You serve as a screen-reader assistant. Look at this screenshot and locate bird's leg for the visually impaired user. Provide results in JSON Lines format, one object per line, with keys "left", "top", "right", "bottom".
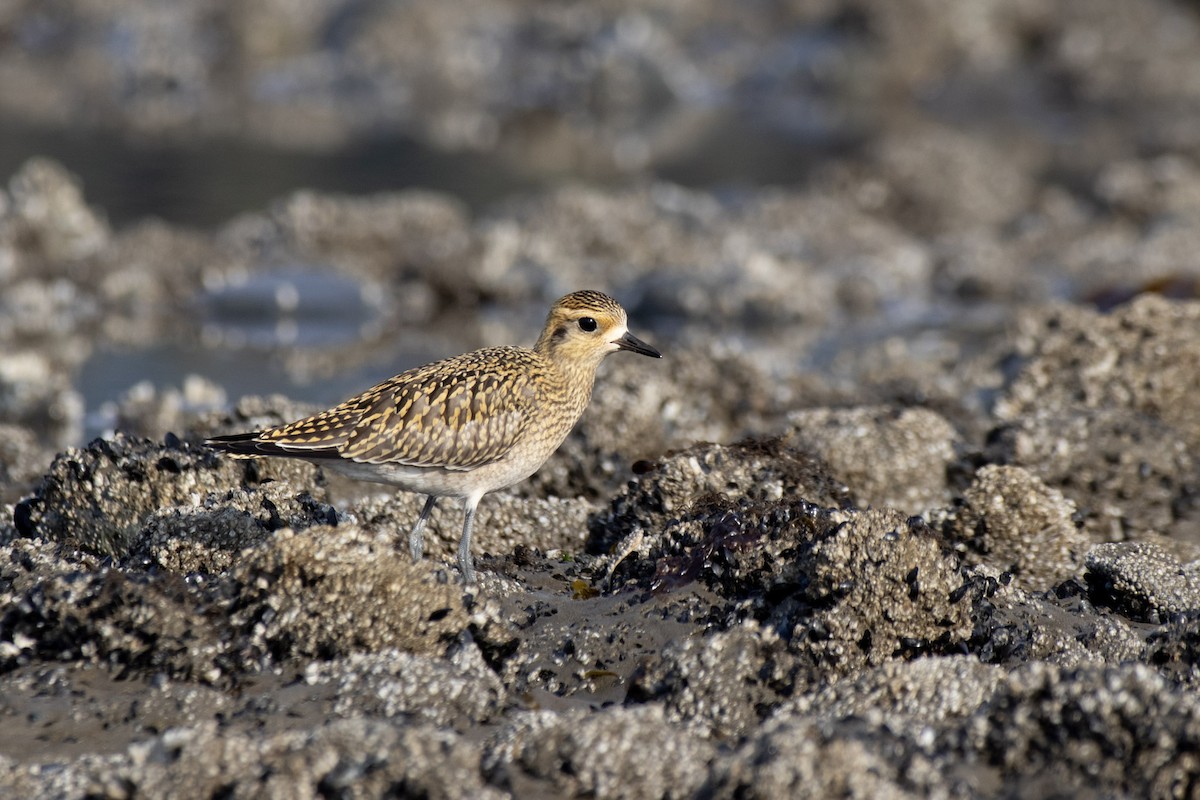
{"left": 458, "top": 498, "right": 479, "bottom": 584}
{"left": 409, "top": 495, "right": 438, "bottom": 561}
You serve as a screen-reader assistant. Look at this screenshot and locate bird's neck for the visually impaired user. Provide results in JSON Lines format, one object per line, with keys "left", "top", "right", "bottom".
{"left": 541, "top": 348, "right": 601, "bottom": 413}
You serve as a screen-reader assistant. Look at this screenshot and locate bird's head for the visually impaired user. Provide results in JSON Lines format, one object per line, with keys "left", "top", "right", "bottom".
{"left": 535, "top": 290, "right": 661, "bottom": 368}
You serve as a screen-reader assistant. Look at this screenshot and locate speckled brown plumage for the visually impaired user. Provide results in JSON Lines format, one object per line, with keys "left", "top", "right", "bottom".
{"left": 208, "top": 290, "right": 661, "bottom": 583}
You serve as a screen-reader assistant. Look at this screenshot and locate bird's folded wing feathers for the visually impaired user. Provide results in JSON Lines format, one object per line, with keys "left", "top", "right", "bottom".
{"left": 257, "top": 353, "right": 540, "bottom": 471}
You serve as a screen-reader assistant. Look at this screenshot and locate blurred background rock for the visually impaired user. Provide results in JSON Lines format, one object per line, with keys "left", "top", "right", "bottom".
{"left": 4, "top": 0, "right": 1200, "bottom": 502}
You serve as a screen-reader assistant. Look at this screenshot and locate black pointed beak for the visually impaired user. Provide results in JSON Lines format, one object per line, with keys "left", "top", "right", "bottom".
{"left": 614, "top": 330, "right": 662, "bottom": 358}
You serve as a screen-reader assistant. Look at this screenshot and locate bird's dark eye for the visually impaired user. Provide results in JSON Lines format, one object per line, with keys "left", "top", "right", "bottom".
{"left": 578, "top": 316, "right": 598, "bottom": 332}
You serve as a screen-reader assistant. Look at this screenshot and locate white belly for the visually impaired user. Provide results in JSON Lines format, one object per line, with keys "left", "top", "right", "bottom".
{"left": 322, "top": 444, "right": 555, "bottom": 501}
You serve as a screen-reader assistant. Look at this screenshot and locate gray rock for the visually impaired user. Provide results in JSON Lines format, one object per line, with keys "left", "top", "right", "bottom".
{"left": 222, "top": 189, "right": 475, "bottom": 303}
{"left": 1086, "top": 540, "right": 1200, "bottom": 622}
{"left": 785, "top": 405, "right": 960, "bottom": 513}
{"left": 228, "top": 525, "right": 469, "bottom": 666}
{"left": 0, "top": 351, "right": 84, "bottom": 458}
{"left": 947, "top": 464, "right": 1088, "bottom": 591}
{"left": 783, "top": 509, "right": 973, "bottom": 675}
{"left": 487, "top": 705, "right": 715, "bottom": 800}
{"left": 707, "top": 714, "right": 924, "bottom": 799}
{"left": 353, "top": 488, "right": 599, "bottom": 565}
{"left": 0, "top": 423, "right": 57, "bottom": 503}
{"left": 784, "top": 655, "right": 1006, "bottom": 725}
{"left": 0, "top": 546, "right": 227, "bottom": 681}
{"left": 2, "top": 158, "right": 109, "bottom": 268}
{"left": 627, "top": 623, "right": 798, "bottom": 738}
{"left": 999, "top": 297, "right": 1200, "bottom": 446}
{"left": 10, "top": 718, "right": 503, "bottom": 800}
{"left": 15, "top": 432, "right": 334, "bottom": 560}
{"left": 1143, "top": 610, "right": 1200, "bottom": 686}
{"left": 988, "top": 407, "right": 1200, "bottom": 543}
{"left": 871, "top": 120, "right": 1039, "bottom": 233}
{"left": 589, "top": 438, "right": 849, "bottom": 557}
{"left": 973, "top": 575, "right": 1144, "bottom": 668}
{"left": 301, "top": 644, "right": 504, "bottom": 727}
{"left": 959, "top": 662, "right": 1200, "bottom": 798}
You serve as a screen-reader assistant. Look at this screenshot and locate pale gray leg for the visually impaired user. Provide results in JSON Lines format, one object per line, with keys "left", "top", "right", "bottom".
{"left": 458, "top": 499, "right": 478, "bottom": 584}
{"left": 409, "top": 495, "right": 438, "bottom": 561}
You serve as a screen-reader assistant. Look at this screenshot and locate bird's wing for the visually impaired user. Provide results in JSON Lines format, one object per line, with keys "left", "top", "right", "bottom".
{"left": 250, "top": 348, "right": 544, "bottom": 471}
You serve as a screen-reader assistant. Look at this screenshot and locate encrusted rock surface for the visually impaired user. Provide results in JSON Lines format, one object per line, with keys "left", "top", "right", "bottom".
{"left": 947, "top": 464, "right": 1088, "bottom": 592}
{"left": 9, "top": 173, "right": 1200, "bottom": 796}
{"left": 8, "top": 177, "right": 1200, "bottom": 798}
{"left": 785, "top": 405, "right": 959, "bottom": 514}
{"left": 1086, "top": 541, "right": 1200, "bottom": 623}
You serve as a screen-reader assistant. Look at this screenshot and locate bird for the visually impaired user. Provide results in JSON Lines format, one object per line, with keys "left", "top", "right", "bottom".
{"left": 206, "top": 289, "right": 661, "bottom": 583}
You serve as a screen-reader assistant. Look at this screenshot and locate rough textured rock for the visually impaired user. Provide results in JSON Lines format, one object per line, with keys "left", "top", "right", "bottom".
{"left": 222, "top": 189, "right": 476, "bottom": 302}
{"left": 961, "top": 662, "right": 1200, "bottom": 799}
{"left": 998, "top": 297, "right": 1200, "bottom": 445}
{"left": 0, "top": 424, "right": 54, "bottom": 504}
{"left": 872, "top": 119, "right": 1039, "bottom": 235}
{"left": 228, "top": 525, "right": 469, "bottom": 665}
{"left": 785, "top": 655, "right": 1007, "bottom": 725}
{"left": 946, "top": 464, "right": 1088, "bottom": 591}
{"left": 1144, "top": 611, "right": 1200, "bottom": 687}
{"left": 1, "top": 719, "right": 504, "bottom": 800}
{"left": 0, "top": 542, "right": 228, "bottom": 681}
{"left": 972, "top": 572, "right": 1146, "bottom": 669}
{"left": 353, "top": 489, "right": 599, "bottom": 566}
{"left": 588, "top": 438, "right": 850, "bottom": 556}
{"left": 707, "top": 715, "right": 924, "bottom": 799}
{"left": 488, "top": 705, "right": 716, "bottom": 800}
{"left": 0, "top": 523, "right": 469, "bottom": 682}
{"left": 301, "top": 645, "right": 504, "bottom": 727}
{"left": 785, "top": 405, "right": 960, "bottom": 513}
{"left": 986, "top": 407, "right": 1200, "bottom": 542}
{"left": 783, "top": 509, "right": 973, "bottom": 675}
{"left": 2, "top": 158, "right": 110, "bottom": 268}
{"left": 1086, "top": 541, "right": 1200, "bottom": 623}
{"left": 986, "top": 298, "right": 1200, "bottom": 541}
{"left": 14, "top": 432, "right": 337, "bottom": 562}
{"left": 0, "top": 351, "right": 84, "bottom": 459}
{"left": 627, "top": 624, "right": 800, "bottom": 738}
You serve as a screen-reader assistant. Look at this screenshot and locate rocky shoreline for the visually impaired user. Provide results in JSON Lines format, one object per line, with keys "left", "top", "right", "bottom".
{"left": 5, "top": 0, "right": 1200, "bottom": 796}
{"left": 3, "top": 160, "right": 1200, "bottom": 796}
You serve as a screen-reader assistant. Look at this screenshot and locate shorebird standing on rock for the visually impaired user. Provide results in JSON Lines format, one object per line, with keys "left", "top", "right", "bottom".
{"left": 207, "top": 290, "right": 661, "bottom": 583}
